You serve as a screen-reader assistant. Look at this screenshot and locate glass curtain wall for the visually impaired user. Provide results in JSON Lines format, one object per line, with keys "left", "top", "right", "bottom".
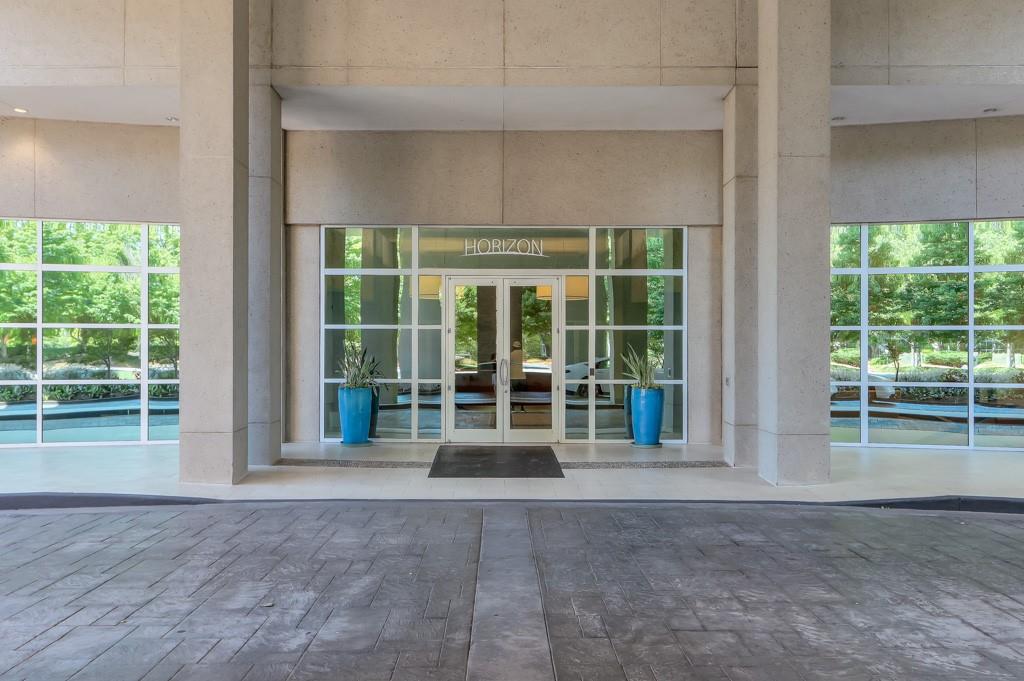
{"left": 320, "top": 225, "right": 688, "bottom": 443}
{"left": 830, "top": 220, "right": 1024, "bottom": 449}
{"left": 0, "top": 219, "right": 180, "bottom": 445}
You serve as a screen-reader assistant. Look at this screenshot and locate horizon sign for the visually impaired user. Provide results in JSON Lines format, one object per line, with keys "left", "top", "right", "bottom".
{"left": 463, "top": 237, "right": 547, "bottom": 258}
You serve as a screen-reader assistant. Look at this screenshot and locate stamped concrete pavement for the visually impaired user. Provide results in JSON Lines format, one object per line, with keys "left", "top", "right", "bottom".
{"left": 0, "top": 501, "right": 1022, "bottom": 680}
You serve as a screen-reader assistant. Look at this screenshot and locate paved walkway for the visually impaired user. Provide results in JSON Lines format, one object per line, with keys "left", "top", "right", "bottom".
{"left": 0, "top": 502, "right": 1023, "bottom": 680}
{"left": 4, "top": 444, "right": 1024, "bottom": 502}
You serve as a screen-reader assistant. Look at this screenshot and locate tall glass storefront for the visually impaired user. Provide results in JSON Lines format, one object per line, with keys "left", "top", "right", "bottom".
{"left": 320, "top": 226, "right": 688, "bottom": 443}
{"left": 830, "top": 220, "right": 1024, "bottom": 449}
{"left": 0, "top": 219, "right": 180, "bottom": 445}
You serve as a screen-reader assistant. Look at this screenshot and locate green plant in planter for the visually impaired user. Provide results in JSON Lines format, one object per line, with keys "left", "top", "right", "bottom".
{"left": 337, "top": 341, "right": 381, "bottom": 388}
{"left": 336, "top": 342, "right": 381, "bottom": 445}
{"left": 622, "top": 344, "right": 664, "bottom": 447}
{"left": 622, "top": 344, "right": 660, "bottom": 389}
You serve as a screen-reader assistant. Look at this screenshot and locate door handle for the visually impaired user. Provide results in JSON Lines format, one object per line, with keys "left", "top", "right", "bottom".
{"left": 499, "top": 358, "right": 508, "bottom": 386}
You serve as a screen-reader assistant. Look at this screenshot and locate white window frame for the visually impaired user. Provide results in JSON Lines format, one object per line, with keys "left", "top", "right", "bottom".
{"left": 831, "top": 220, "right": 1024, "bottom": 451}
{"left": 318, "top": 225, "right": 688, "bottom": 444}
{"left": 0, "top": 218, "right": 180, "bottom": 447}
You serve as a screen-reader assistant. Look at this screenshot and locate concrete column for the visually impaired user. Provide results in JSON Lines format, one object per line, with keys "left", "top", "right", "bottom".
{"left": 179, "top": 0, "right": 249, "bottom": 484}
{"left": 722, "top": 85, "right": 759, "bottom": 466}
{"left": 756, "top": 0, "right": 831, "bottom": 484}
{"left": 285, "top": 225, "right": 322, "bottom": 443}
{"left": 247, "top": 86, "right": 283, "bottom": 465}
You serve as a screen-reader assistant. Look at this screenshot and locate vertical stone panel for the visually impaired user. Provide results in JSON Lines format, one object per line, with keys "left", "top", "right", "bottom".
{"left": 756, "top": 0, "right": 830, "bottom": 485}
{"left": 179, "top": 0, "right": 249, "bottom": 483}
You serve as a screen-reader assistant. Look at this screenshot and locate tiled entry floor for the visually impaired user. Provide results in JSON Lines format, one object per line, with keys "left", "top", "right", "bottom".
{"left": 1, "top": 501, "right": 1023, "bottom": 680}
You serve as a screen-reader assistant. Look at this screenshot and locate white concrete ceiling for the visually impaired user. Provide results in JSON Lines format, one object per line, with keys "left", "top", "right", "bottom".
{"left": 1, "top": 84, "right": 1023, "bottom": 131}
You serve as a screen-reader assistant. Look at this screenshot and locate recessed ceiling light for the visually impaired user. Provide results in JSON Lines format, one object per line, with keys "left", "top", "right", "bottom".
{"left": 13, "top": 107, "right": 27, "bottom": 114}
{"left": 831, "top": 116, "right": 846, "bottom": 122}
{"left": 983, "top": 107, "right": 999, "bottom": 114}
{"left": 165, "top": 115, "right": 179, "bottom": 122}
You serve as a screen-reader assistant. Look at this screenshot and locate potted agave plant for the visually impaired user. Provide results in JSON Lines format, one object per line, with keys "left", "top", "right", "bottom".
{"left": 337, "top": 341, "right": 381, "bottom": 446}
{"left": 622, "top": 344, "right": 663, "bottom": 448}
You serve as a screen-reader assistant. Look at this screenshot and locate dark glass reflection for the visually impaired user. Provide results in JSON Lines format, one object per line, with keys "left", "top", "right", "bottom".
{"left": 324, "top": 227, "right": 410, "bottom": 269}
{"left": 416, "top": 383, "right": 442, "bottom": 438}
{"left": 564, "top": 382, "right": 589, "bottom": 439}
{"left": 596, "top": 276, "right": 684, "bottom": 326}
{"left": 454, "top": 284, "right": 497, "bottom": 430}
{"left": 508, "top": 285, "right": 552, "bottom": 431}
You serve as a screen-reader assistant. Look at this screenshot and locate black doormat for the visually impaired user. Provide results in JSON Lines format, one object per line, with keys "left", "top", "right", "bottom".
{"left": 429, "top": 445, "right": 564, "bottom": 478}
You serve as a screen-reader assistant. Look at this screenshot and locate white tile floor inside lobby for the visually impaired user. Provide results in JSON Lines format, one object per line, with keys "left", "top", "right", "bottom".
{"left": 0, "top": 442, "right": 1022, "bottom": 502}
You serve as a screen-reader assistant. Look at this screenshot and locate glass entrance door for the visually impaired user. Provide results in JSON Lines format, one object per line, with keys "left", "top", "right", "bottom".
{"left": 445, "top": 277, "right": 559, "bottom": 442}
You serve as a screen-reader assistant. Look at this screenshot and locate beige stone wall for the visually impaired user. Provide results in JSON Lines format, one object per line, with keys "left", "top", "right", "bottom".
{"left": 285, "top": 130, "right": 722, "bottom": 226}
{"left": 832, "top": 0, "right": 1024, "bottom": 85}
{"left": 0, "top": 0, "right": 179, "bottom": 86}
{"left": 283, "top": 129, "right": 724, "bottom": 444}
{"left": 0, "top": 118, "right": 179, "bottom": 222}
{"left": 832, "top": 116, "right": 1024, "bottom": 223}
{"left": 5, "top": 0, "right": 1021, "bottom": 87}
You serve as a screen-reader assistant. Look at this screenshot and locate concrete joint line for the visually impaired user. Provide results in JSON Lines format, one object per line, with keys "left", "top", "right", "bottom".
{"left": 467, "top": 508, "right": 555, "bottom": 681}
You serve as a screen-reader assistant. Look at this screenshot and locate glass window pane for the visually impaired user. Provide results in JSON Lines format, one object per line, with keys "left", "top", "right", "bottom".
{"left": 43, "top": 272, "right": 141, "bottom": 324}
{"left": 418, "top": 329, "right": 442, "bottom": 380}
{"left": 323, "top": 383, "right": 412, "bottom": 439}
{"left": 596, "top": 330, "right": 684, "bottom": 381}
{"left": 416, "top": 383, "right": 442, "bottom": 438}
{"left": 324, "top": 329, "right": 411, "bottom": 380}
{"left": 660, "top": 384, "right": 686, "bottom": 440}
{"left": 148, "top": 384, "right": 179, "bottom": 441}
{"left": 596, "top": 276, "right": 684, "bottom": 326}
{"left": 868, "top": 386, "right": 967, "bottom": 446}
{"left": 325, "top": 275, "right": 410, "bottom": 325}
{"left": 149, "top": 329, "right": 180, "bottom": 379}
{"left": 830, "top": 331, "right": 860, "bottom": 382}
{"left": 830, "top": 225, "right": 860, "bottom": 268}
{"left": 419, "top": 227, "right": 589, "bottom": 269}
{"left": 565, "top": 330, "right": 589, "bottom": 378}
{"left": 830, "top": 275, "right": 860, "bottom": 326}
{"left": 975, "top": 388, "right": 1024, "bottom": 448}
{"left": 148, "top": 224, "right": 181, "bottom": 267}
{"left": 868, "top": 222, "right": 968, "bottom": 268}
{"left": 0, "top": 328, "right": 37, "bottom": 379}
{"left": 565, "top": 275, "right": 589, "bottom": 325}
{"left": 868, "top": 274, "right": 968, "bottom": 326}
{"left": 974, "top": 220, "right": 1024, "bottom": 266}
{"left": 564, "top": 382, "right": 589, "bottom": 440}
{"left": 0, "top": 385, "right": 36, "bottom": 444}
{"left": 0, "top": 271, "right": 37, "bottom": 323}
{"left": 867, "top": 331, "right": 967, "bottom": 383}
{"left": 149, "top": 273, "right": 180, "bottom": 325}
{"left": 0, "top": 220, "right": 38, "bottom": 264}
{"left": 830, "top": 384, "right": 861, "bottom": 443}
{"left": 42, "top": 384, "right": 141, "bottom": 442}
{"left": 324, "top": 227, "right": 411, "bottom": 269}
{"left": 418, "top": 275, "right": 442, "bottom": 325}
{"left": 43, "top": 222, "right": 142, "bottom": 266}
{"left": 975, "top": 331, "right": 1024, "bottom": 384}
{"left": 974, "top": 272, "right": 1024, "bottom": 326}
{"left": 373, "top": 383, "right": 412, "bottom": 439}
{"left": 43, "top": 328, "right": 141, "bottom": 380}
{"left": 596, "top": 228, "right": 685, "bottom": 269}
{"left": 596, "top": 384, "right": 629, "bottom": 440}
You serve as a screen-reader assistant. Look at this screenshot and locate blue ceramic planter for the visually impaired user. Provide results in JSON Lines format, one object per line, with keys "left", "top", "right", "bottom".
{"left": 630, "top": 387, "right": 664, "bottom": 447}
{"left": 338, "top": 386, "right": 373, "bottom": 445}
